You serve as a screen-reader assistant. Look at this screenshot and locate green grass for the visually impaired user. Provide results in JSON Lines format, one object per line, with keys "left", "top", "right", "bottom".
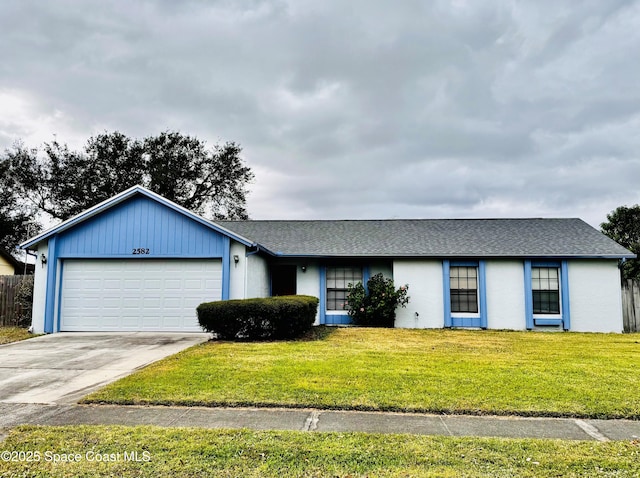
{"left": 0, "top": 425, "right": 639, "bottom": 477}
{"left": 0, "top": 326, "right": 34, "bottom": 344}
{"left": 84, "top": 328, "right": 640, "bottom": 419}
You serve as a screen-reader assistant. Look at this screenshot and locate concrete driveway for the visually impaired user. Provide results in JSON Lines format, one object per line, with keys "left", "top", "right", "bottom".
{"left": 0, "top": 332, "right": 209, "bottom": 404}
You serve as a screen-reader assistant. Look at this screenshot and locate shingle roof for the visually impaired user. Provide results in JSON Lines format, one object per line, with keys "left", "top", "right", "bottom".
{"left": 216, "top": 218, "right": 634, "bottom": 259}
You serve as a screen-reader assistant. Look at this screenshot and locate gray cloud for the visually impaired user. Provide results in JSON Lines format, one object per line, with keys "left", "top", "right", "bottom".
{"left": 1, "top": 0, "right": 639, "bottom": 227}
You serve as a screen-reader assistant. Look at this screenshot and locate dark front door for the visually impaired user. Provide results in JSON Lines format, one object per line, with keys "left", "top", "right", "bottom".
{"left": 271, "top": 265, "right": 297, "bottom": 296}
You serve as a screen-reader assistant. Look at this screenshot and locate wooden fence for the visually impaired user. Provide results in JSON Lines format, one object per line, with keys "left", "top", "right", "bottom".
{"left": 0, "top": 275, "right": 33, "bottom": 327}
{"left": 622, "top": 279, "right": 640, "bottom": 333}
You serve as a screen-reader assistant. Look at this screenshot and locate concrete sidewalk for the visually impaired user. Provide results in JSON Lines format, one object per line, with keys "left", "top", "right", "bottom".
{"left": 1, "top": 402, "right": 639, "bottom": 442}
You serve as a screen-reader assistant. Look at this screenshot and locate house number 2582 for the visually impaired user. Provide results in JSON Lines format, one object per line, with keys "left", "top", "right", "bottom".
{"left": 132, "top": 248, "right": 150, "bottom": 255}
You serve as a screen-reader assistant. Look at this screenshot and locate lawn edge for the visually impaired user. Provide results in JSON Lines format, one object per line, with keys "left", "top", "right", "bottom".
{"left": 78, "top": 398, "right": 640, "bottom": 421}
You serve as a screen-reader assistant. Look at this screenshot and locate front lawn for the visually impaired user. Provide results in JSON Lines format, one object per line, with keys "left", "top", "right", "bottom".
{"left": 0, "top": 326, "right": 33, "bottom": 344}
{"left": 1, "top": 425, "right": 638, "bottom": 477}
{"left": 84, "top": 328, "right": 640, "bottom": 419}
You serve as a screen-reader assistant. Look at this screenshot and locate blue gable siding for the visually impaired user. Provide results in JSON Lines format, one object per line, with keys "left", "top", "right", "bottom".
{"left": 56, "top": 196, "right": 226, "bottom": 258}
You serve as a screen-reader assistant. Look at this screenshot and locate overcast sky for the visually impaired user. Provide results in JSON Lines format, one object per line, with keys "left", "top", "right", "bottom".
{"left": 1, "top": 0, "right": 639, "bottom": 227}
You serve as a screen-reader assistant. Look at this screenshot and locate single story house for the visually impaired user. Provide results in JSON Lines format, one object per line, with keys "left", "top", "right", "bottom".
{"left": 21, "top": 185, "right": 634, "bottom": 334}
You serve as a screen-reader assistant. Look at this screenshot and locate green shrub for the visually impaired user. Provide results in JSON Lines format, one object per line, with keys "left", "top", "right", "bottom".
{"left": 197, "top": 295, "right": 319, "bottom": 340}
{"left": 346, "top": 273, "right": 409, "bottom": 327}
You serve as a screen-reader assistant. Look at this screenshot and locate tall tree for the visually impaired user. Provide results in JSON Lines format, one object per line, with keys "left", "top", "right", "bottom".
{"left": 84, "top": 131, "right": 147, "bottom": 206}
{"left": 145, "top": 132, "right": 253, "bottom": 219}
{"left": 6, "top": 131, "right": 254, "bottom": 223}
{"left": 7, "top": 134, "right": 145, "bottom": 220}
{"left": 601, "top": 205, "right": 640, "bottom": 280}
{"left": 0, "top": 152, "right": 37, "bottom": 253}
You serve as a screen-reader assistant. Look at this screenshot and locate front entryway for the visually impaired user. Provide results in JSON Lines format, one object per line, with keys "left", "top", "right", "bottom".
{"left": 271, "top": 265, "right": 297, "bottom": 296}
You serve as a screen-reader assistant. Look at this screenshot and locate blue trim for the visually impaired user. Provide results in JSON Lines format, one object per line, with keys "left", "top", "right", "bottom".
{"left": 450, "top": 260, "right": 478, "bottom": 267}
{"left": 43, "top": 236, "right": 58, "bottom": 334}
{"left": 478, "top": 261, "right": 487, "bottom": 329}
{"left": 534, "top": 318, "right": 563, "bottom": 326}
{"left": 53, "top": 254, "right": 225, "bottom": 259}
{"left": 324, "top": 314, "right": 351, "bottom": 325}
{"left": 320, "top": 264, "right": 367, "bottom": 325}
{"left": 525, "top": 261, "right": 570, "bottom": 330}
{"left": 561, "top": 260, "right": 571, "bottom": 330}
{"left": 55, "top": 261, "right": 64, "bottom": 332}
{"left": 443, "top": 260, "right": 487, "bottom": 328}
{"left": 524, "top": 260, "right": 533, "bottom": 330}
{"left": 222, "top": 236, "right": 230, "bottom": 300}
{"left": 442, "top": 260, "right": 451, "bottom": 327}
{"left": 319, "top": 266, "right": 326, "bottom": 325}
{"left": 531, "top": 260, "right": 561, "bottom": 268}
{"left": 363, "top": 266, "right": 370, "bottom": 292}
{"left": 451, "top": 317, "right": 483, "bottom": 327}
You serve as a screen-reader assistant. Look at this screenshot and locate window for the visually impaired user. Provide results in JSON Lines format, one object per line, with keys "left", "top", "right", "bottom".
{"left": 531, "top": 267, "right": 560, "bottom": 314}
{"left": 326, "top": 266, "right": 362, "bottom": 311}
{"left": 524, "top": 260, "right": 569, "bottom": 330}
{"left": 450, "top": 266, "right": 478, "bottom": 313}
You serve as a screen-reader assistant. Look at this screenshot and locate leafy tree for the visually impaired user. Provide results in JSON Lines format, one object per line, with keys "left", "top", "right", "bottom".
{"left": 346, "top": 273, "right": 410, "bottom": 327}
{"left": 5, "top": 131, "right": 254, "bottom": 223}
{"left": 601, "top": 205, "right": 640, "bottom": 280}
{"left": 6, "top": 134, "right": 145, "bottom": 220}
{"left": 84, "top": 131, "right": 147, "bottom": 208}
{"left": 0, "top": 153, "right": 37, "bottom": 253}
{"left": 144, "top": 132, "right": 252, "bottom": 219}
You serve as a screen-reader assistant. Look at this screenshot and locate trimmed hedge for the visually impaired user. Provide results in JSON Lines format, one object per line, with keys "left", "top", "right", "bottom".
{"left": 197, "top": 295, "right": 319, "bottom": 340}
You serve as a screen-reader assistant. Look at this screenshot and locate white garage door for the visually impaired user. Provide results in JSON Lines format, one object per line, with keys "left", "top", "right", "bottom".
{"left": 60, "top": 259, "right": 222, "bottom": 332}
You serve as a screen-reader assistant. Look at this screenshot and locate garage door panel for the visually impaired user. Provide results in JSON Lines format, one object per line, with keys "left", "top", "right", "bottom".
{"left": 164, "top": 279, "right": 183, "bottom": 289}
{"left": 144, "top": 279, "right": 163, "bottom": 289}
{"left": 123, "top": 279, "right": 142, "bottom": 288}
{"left": 163, "top": 297, "right": 182, "bottom": 308}
{"left": 60, "top": 259, "right": 222, "bottom": 332}
{"left": 101, "top": 297, "right": 122, "bottom": 307}
{"left": 103, "top": 279, "right": 122, "bottom": 289}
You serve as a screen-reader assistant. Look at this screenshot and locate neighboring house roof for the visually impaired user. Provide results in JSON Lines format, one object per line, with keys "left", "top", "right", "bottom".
{"left": 20, "top": 185, "right": 255, "bottom": 249}
{"left": 216, "top": 218, "right": 635, "bottom": 259}
{"left": 0, "top": 248, "right": 33, "bottom": 274}
{"left": 0, "top": 248, "right": 21, "bottom": 272}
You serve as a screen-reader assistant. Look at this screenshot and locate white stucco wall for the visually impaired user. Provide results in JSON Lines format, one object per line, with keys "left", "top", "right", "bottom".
{"left": 295, "top": 262, "right": 321, "bottom": 324}
{"left": 229, "top": 241, "right": 246, "bottom": 300}
{"left": 296, "top": 262, "right": 320, "bottom": 297}
{"left": 215, "top": 242, "right": 272, "bottom": 300}
{"left": 568, "top": 260, "right": 623, "bottom": 333}
{"left": 485, "top": 260, "right": 527, "bottom": 330}
{"left": 30, "top": 243, "right": 48, "bottom": 334}
{"left": 393, "top": 258, "right": 624, "bottom": 333}
{"left": 393, "top": 260, "right": 444, "bottom": 328}
{"left": 245, "top": 252, "right": 270, "bottom": 298}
